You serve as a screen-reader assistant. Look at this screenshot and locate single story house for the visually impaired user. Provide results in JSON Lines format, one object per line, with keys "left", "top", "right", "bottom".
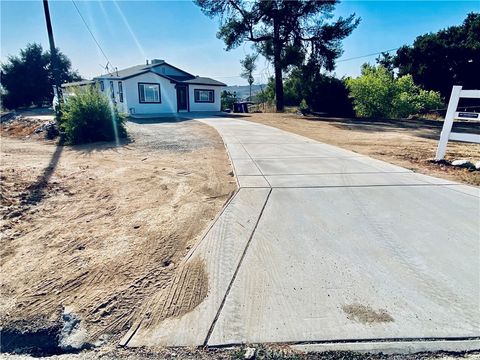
{"left": 61, "top": 59, "right": 226, "bottom": 115}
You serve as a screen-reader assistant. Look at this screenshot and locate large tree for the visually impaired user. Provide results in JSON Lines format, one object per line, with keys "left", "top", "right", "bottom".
{"left": 394, "top": 13, "right": 480, "bottom": 99}
{"left": 1, "top": 43, "right": 81, "bottom": 109}
{"left": 196, "top": 0, "right": 359, "bottom": 111}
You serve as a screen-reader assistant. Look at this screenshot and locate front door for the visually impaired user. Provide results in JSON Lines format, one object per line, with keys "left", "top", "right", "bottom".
{"left": 176, "top": 85, "right": 188, "bottom": 111}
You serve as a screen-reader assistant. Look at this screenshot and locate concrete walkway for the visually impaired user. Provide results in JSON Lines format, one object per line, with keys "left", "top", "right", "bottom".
{"left": 122, "top": 117, "right": 480, "bottom": 353}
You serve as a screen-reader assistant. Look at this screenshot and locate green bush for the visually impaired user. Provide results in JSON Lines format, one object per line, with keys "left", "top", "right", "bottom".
{"left": 59, "top": 86, "right": 127, "bottom": 144}
{"left": 299, "top": 99, "right": 309, "bottom": 114}
{"left": 221, "top": 90, "right": 237, "bottom": 111}
{"left": 282, "top": 68, "right": 355, "bottom": 117}
{"left": 346, "top": 64, "right": 443, "bottom": 118}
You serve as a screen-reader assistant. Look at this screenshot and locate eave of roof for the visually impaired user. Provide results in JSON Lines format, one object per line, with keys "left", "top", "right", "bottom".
{"left": 180, "top": 77, "right": 227, "bottom": 86}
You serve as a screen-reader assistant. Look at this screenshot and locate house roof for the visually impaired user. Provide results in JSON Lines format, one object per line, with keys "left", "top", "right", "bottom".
{"left": 181, "top": 76, "right": 227, "bottom": 86}
{"left": 94, "top": 63, "right": 160, "bottom": 80}
{"left": 63, "top": 61, "right": 226, "bottom": 87}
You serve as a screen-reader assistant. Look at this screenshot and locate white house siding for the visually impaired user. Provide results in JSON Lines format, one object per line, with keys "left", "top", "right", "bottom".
{"left": 97, "top": 79, "right": 129, "bottom": 114}
{"left": 188, "top": 85, "right": 223, "bottom": 112}
{"left": 122, "top": 73, "right": 177, "bottom": 114}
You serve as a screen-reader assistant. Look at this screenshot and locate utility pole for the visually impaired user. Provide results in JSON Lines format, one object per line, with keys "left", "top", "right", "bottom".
{"left": 43, "top": 0, "right": 62, "bottom": 105}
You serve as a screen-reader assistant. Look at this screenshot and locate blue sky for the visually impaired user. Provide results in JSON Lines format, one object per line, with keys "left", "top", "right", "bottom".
{"left": 1, "top": 1, "right": 478, "bottom": 85}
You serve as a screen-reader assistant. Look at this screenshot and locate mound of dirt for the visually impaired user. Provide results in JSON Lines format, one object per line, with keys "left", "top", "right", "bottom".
{"left": 0, "top": 109, "right": 58, "bottom": 140}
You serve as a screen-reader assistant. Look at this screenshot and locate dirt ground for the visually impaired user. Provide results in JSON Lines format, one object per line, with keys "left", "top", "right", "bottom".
{"left": 1, "top": 344, "right": 479, "bottom": 360}
{"left": 239, "top": 113, "right": 480, "bottom": 186}
{"left": 0, "top": 116, "right": 236, "bottom": 354}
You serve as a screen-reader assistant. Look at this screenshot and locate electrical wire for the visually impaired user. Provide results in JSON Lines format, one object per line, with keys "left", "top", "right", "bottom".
{"left": 211, "top": 47, "right": 402, "bottom": 79}
{"left": 71, "top": 0, "right": 113, "bottom": 69}
{"left": 70, "top": 0, "right": 401, "bottom": 80}
{"left": 337, "top": 47, "right": 400, "bottom": 62}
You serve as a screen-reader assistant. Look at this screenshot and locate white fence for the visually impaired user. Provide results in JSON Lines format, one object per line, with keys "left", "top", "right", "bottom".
{"left": 435, "top": 86, "right": 480, "bottom": 160}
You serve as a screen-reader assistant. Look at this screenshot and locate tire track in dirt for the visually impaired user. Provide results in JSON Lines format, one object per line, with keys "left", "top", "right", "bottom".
{"left": 0, "top": 120, "right": 236, "bottom": 345}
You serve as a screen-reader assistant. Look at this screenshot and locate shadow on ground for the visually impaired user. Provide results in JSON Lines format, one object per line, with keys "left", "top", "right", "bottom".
{"left": 282, "top": 115, "right": 479, "bottom": 141}
{"left": 23, "top": 144, "right": 64, "bottom": 207}
{"left": 128, "top": 116, "right": 193, "bottom": 124}
{"left": 69, "top": 137, "right": 133, "bottom": 155}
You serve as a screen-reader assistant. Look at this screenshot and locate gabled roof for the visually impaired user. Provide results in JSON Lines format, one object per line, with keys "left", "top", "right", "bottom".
{"left": 181, "top": 76, "right": 227, "bottom": 86}
{"left": 94, "top": 60, "right": 197, "bottom": 81}
{"left": 148, "top": 67, "right": 194, "bottom": 82}
{"left": 94, "top": 63, "right": 161, "bottom": 80}
{"left": 64, "top": 60, "right": 226, "bottom": 87}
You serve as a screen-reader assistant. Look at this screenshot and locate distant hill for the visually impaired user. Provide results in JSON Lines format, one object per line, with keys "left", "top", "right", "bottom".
{"left": 225, "top": 84, "right": 266, "bottom": 100}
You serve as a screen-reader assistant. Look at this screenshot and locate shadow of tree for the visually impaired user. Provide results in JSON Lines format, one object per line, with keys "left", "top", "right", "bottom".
{"left": 68, "top": 137, "right": 133, "bottom": 155}
{"left": 128, "top": 116, "right": 193, "bottom": 124}
{"left": 22, "top": 144, "right": 64, "bottom": 207}
{"left": 304, "top": 116, "right": 480, "bottom": 140}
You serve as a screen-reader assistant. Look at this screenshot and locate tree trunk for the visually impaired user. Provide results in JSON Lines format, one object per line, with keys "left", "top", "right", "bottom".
{"left": 273, "top": 16, "right": 284, "bottom": 112}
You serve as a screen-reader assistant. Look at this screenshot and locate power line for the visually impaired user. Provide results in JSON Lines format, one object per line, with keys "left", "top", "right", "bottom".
{"left": 211, "top": 47, "right": 402, "bottom": 79}
{"left": 71, "top": 0, "right": 112, "bottom": 70}
{"left": 213, "top": 73, "right": 266, "bottom": 79}
{"left": 337, "top": 47, "right": 400, "bottom": 62}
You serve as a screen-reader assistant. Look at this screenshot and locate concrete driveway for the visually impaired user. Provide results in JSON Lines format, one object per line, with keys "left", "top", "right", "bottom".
{"left": 122, "top": 117, "right": 480, "bottom": 353}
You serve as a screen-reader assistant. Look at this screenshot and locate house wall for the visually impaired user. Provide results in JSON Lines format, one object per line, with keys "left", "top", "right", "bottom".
{"left": 188, "top": 85, "right": 223, "bottom": 112}
{"left": 122, "top": 73, "right": 177, "bottom": 114}
{"left": 97, "top": 79, "right": 128, "bottom": 114}
{"left": 95, "top": 73, "right": 224, "bottom": 114}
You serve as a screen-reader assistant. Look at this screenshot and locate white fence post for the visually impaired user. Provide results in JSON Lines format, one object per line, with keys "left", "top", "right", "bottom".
{"left": 435, "top": 86, "right": 462, "bottom": 161}
{"left": 435, "top": 86, "right": 480, "bottom": 160}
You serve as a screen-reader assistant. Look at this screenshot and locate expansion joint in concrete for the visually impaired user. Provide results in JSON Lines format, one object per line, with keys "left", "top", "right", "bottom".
{"left": 203, "top": 187, "right": 273, "bottom": 346}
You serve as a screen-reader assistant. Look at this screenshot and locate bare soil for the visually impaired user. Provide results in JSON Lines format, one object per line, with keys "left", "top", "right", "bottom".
{"left": 238, "top": 113, "right": 480, "bottom": 186}
{"left": 0, "top": 117, "right": 236, "bottom": 353}
{"left": 0, "top": 344, "right": 478, "bottom": 360}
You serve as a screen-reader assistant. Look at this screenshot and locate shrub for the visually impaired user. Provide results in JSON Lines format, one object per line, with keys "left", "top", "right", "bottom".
{"left": 346, "top": 64, "right": 443, "bottom": 118}
{"left": 299, "top": 99, "right": 309, "bottom": 114}
{"left": 221, "top": 90, "right": 237, "bottom": 111}
{"left": 283, "top": 68, "right": 354, "bottom": 116}
{"left": 345, "top": 64, "right": 396, "bottom": 118}
{"left": 392, "top": 75, "right": 444, "bottom": 117}
{"left": 59, "top": 86, "right": 127, "bottom": 144}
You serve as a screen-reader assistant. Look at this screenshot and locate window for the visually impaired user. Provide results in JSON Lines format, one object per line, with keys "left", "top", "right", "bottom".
{"left": 99, "top": 81, "right": 104, "bottom": 91}
{"left": 138, "top": 83, "right": 161, "bottom": 103}
{"left": 118, "top": 81, "right": 124, "bottom": 103}
{"left": 109, "top": 81, "right": 115, "bottom": 100}
{"left": 194, "top": 89, "right": 214, "bottom": 103}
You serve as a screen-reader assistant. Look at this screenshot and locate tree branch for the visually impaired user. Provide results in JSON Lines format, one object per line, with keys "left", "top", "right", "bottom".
{"left": 247, "top": 35, "right": 273, "bottom": 42}
{"left": 227, "top": 0, "right": 272, "bottom": 42}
